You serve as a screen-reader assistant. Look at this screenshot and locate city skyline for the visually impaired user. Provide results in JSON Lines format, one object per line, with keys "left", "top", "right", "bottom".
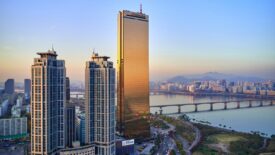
{"left": 1, "top": 0, "right": 275, "bottom": 83}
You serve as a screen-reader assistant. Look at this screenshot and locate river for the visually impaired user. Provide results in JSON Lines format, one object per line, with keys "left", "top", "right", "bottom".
{"left": 150, "top": 94, "right": 275, "bottom": 137}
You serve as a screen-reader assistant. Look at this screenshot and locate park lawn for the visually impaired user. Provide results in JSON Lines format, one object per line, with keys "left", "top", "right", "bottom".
{"left": 207, "top": 133, "right": 247, "bottom": 145}
{"left": 192, "top": 144, "right": 219, "bottom": 155}
{"left": 265, "top": 137, "right": 275, "bottom": 152}
{"left": 151, "top": 119, "right": 169, "bottom": 130}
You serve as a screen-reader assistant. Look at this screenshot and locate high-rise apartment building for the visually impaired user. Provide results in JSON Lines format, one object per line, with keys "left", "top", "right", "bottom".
{"left": 24, "top": 79, "right": 31, "bottom": 98}
{"left": 66, "top": 104, "right": 76, "bottom": 148}
{"left": 31, "top": 48, "right": 66, "bottom": 154}
{"left": 5, "top": 79, "right": 14, "bottom": 94}
{"left": 117, "top": 10, "right": 150, "bottom": 139}
{"left": 66, "top": 77, "right": 70, "bottom": 101}
{"left": 76, "top": 115, "right": 86, "bottom": 145}
{"left": 85, "top": 53, "right": 116, "bottom": 155}
{"left": 65, "top": 77, "right": 75, "bottom": 148}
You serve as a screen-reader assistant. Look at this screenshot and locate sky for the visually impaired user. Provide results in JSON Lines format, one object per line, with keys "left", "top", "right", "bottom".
{"left": 0, "top": 0, "right": 275, "bottom": 83}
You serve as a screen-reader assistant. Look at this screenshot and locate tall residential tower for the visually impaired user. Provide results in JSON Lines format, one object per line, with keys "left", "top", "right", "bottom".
{"left": 31, "top": 48, "right": 66, "bottom": 154}
{"left": 85, "top": 53, "right": 116, "bottom": 155}
{"left": 117, "top": 10, "right": 150, "bottom": 139}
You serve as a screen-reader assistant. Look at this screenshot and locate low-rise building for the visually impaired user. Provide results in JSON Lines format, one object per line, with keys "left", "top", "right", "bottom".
{"left": 116, "top": 139, "right": 135, "bottom": 155}
{"left": 59, "top": 144, "right": 95, "bottom": 155}
{"left": 0, "top": 117, "right": 27, "bottom": 140}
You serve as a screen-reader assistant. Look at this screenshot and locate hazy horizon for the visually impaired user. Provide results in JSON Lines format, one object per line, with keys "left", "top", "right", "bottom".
{"left": 1, "top": 0, "right": 275, "bottom": 82}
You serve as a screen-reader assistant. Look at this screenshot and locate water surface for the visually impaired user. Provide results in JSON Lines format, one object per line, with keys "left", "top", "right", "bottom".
{"left": 150, "top": 94, "right": 275, "bottom": 136}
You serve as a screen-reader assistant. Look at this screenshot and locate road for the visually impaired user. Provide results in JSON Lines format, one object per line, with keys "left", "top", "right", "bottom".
{"left": 159, "top": 117, "right": 202, "bottom": 155}
{"left": 186, "top": 121, "right": 201, "bottom": 151}
{"left": 259, "top": 138, "right": 268, "bottom": 150}
{"left": 160, "top": 118, "right": 191, "bottom": 155}
{"left": 152, "top": 117, "right": 180, "bottom": 155}
{"left": 156, "top": 135, "right": 179, "bottom": 155}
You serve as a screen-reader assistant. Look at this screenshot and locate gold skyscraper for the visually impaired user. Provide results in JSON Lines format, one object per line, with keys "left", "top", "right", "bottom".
{"left": 117, "top": 9, "right": 150, "bottom": 139}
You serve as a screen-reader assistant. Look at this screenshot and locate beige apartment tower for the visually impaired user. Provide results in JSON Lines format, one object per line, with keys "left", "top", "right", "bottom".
{"left": 31, "top": 49, "right": 66, "bottom": 155}
{"left": 117, "top": 10, "right": 150, "bottom": 139}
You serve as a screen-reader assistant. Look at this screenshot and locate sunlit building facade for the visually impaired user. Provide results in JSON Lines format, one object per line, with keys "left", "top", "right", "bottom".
{"left": 85, "top": 53, "right": 116, "bottom": 155}
{"left": 31, "top": 49, "right": 66, "bottom": 154}
{"left": 117, "top": 10, "right": 150, "bottom": 139}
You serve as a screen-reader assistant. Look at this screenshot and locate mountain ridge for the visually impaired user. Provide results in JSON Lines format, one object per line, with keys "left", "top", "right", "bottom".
{"left": 167, "top": 72, "right": 265, "bottom": 83}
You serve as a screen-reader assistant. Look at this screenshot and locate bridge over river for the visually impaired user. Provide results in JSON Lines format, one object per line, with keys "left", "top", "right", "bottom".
{"left": 150, "top": 99, "right": 275, "bottom": 115}
{"left": 71, "top": 92, "right": 275, "bottom": 115}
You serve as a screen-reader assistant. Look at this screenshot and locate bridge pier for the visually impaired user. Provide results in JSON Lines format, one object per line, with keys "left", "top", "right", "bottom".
{"left": 237, "top": 101, "right": 240, "bottom": 109}
{"left": 210, "top": 103, "right": 213, "bottom": 111}
{"left": 178, "top": 106, "right": 181, "bottom": 114}
{"left": 194, "top": 104, "right": 198, "bottom": 112}
{"left": 249, "top": 100, "right": 252, "bottom": 107}
{"left": 159, "top": 107, "right": 163, "bottom": 115}
{"left": 224, "top": 102, "right": 227, "bottom": 110}
{"left": 260, "top": 101, "right": 263, "bottom": 107}
{"left": 270, "top": 100, "right": 273, "bottom": 106}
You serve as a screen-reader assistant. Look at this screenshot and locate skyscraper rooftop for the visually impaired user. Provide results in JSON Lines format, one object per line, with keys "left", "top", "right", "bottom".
{"left": 37, "top": 47, "right": 58, "bottom": 58}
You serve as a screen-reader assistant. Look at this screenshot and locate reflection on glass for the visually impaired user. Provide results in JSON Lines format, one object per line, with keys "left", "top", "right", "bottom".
{"left": 117, "top": 10, "right": 150, "bottom": 139}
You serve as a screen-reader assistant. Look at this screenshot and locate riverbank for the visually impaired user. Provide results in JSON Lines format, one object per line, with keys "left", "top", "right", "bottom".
{"left": 191, "top": 122, "right": 275, "bottom": 155}
{"left": 151, "top": 114, "right": 275, "bottom": 154}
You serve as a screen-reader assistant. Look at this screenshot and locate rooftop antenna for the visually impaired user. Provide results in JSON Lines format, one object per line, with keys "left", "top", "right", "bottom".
{"left": 51, "top": 44, "right": 55, "bottom": 52}
{"left": 140, "top": 3, "right": 142, "bottom": 14}
{"left": 93, "top": 48, "right": 96, "bottom": 54}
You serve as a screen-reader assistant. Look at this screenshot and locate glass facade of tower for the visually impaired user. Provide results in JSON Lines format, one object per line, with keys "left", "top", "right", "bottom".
{"left": 31, "top": 50, "right": 66, "bottom": 154}
{"left": 117, "top": 10, "right": 150, "bottom": 139}
{"left": 85, "top": 53, "right": 116, "bottom": 155}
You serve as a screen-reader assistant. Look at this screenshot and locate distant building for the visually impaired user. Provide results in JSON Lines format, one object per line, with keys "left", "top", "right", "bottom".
{"left": 25, "top": 104, "right": 30, "bottom": 113}
{"left": 0, "top": 100, "right": 9, "bottom": 117}
{"left": 24, "top": 79, "right": 31, "bottom": 98}
{"left": 66, "top": 77, "right": 70, "bottom": 101}
{"left": 188, "top": 85, "right": 196, "bottom": 93}
{"left": 75, "top": 114, "right": 86, "bottom": 146}
{"left": 75, "top": 106, "right": 81, "bottom": 115}
{"left": 0, "top": 117, "right": 27, "bottom": 140}
{"left": 11, "top": 107, "right": 21, "bottom": 117}
{"left": 31, "top": 48, "right": 66, "bottom": 154}
{"left": 4, "top": 79, "right": 14, "bottom": 94}
{"left": 66, "top": 77, "right": 75, "bottom": 148}
{"left": 59, "top": 144, "right": 95, "bottom": 155}
{"left": 272, "top": 82, "right": 275, "bottom": 91}
{"left": 0, "top": 88, "right": 4, "bottom": 95}
{"left": 85, "top": 53, "right": 116, "bottom": 154}
{"left": 79, "top": 115, "right": 86, "bottom": 145}
{"left": 66, "top": 104, "right": 76, "bottom": 147}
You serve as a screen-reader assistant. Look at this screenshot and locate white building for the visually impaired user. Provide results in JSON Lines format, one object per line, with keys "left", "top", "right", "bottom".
{"left": 85, "top": 53, "right": 116, "bottom": 155}
{"left": 0, "top": 117, "right": 27, "bottom": 140}
{"left": 11, "top": 105, "right": 21, "bottom": 117}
